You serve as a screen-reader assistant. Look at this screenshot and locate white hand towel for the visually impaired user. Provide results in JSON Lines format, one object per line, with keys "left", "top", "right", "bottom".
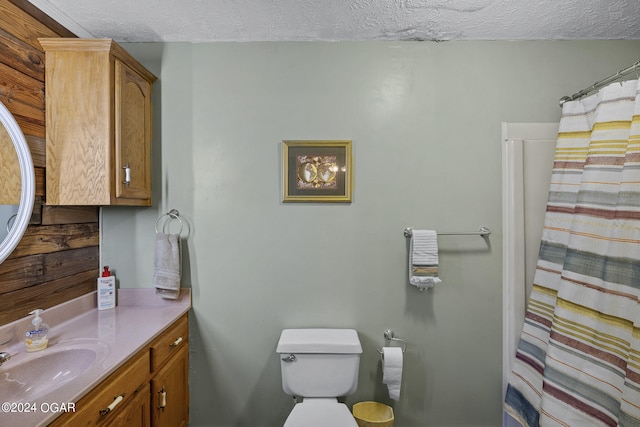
{"left": 409, "top": 229, "right": 442, "bottom": 289}
{"left": 382, "top": 347, "right": 403, "bottom": 401}
{"left": 153, "top": 233, "right": 181, "bottom": 299}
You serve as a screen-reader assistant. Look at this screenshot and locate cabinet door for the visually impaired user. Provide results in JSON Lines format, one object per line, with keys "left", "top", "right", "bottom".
{"left": 48, "top": 350, "right": 150, "bottom": 426}
{"left": 151, "top": 345, "right": 189, "bottom": 427}
{"left": 104, "top": 383, "right": 151, "bottom": 427}
{"left": 0, "top": 124, "right": 20, "bottom": 204}
{"left": 114, "top": 59, "right": 152, "bottom": 204}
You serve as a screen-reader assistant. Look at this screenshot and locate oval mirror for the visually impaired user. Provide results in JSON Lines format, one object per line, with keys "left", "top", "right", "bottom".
{"left": 0, "top": 100, "right": 35, "bottom": 264}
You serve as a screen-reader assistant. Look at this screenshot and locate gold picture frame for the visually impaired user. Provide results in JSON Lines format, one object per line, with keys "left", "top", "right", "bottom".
{"left": 282, "top": 140, "right": 353, "bottom": 203}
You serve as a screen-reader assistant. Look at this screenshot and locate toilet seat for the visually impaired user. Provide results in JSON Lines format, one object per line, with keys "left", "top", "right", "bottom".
{"left": 283, "top": 399, "right": 358, "bottom": 427}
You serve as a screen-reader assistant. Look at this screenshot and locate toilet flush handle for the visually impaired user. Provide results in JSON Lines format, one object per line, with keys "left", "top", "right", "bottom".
{"left": 281, "top": 354, "right": 296, "bottom": 362}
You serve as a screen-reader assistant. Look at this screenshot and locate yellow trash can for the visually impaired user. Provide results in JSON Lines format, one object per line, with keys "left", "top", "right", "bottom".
{"left": 352, "top": 402, "right": 394, "bottom": 427}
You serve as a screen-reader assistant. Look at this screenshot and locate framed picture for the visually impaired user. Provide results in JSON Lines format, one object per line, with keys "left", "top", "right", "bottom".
{"left": 282, "top": 140, "right": 353, "bottom": 203}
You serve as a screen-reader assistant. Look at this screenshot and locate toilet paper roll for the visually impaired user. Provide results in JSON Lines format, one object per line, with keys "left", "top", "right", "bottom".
{"left": 382, "top": 347, "right": 403, "bottom": 401}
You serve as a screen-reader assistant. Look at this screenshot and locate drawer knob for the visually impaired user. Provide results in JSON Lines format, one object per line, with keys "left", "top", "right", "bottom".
{"left": 100, "top": 393, "right": 125, "bottom": 416}
{"left": 169, "top": 336, "right": 183, "bottom": 348}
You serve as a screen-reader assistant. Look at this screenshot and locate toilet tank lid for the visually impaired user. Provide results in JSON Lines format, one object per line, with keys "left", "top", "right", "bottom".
{"left": 277, "top": 329, "right": 362, "bottom": 354}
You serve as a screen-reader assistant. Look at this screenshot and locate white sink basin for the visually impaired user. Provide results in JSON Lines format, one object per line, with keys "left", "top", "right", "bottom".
{"left": 0, "top": 340, "right": 107, "bottom": 403}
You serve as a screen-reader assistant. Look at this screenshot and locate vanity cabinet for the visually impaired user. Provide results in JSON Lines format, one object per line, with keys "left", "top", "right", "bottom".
{"left": 48, "top": 314, "right": 188, "bottom": 426}
{"left": 39, "top": 38, "right": 156, "bottom": 206}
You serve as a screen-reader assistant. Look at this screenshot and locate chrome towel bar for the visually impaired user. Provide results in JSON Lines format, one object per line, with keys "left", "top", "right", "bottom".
{"left": 403, "top": 226, "right": 491, "bottom": 238}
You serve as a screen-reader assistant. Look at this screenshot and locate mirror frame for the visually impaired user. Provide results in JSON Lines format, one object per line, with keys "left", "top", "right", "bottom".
{"left": 0, "top": 101, "right": 35, "bottom": 264}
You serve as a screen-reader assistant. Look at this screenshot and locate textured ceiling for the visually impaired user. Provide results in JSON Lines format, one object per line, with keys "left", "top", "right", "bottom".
{"left": 28, "top": 0, "right": 640, "bottom": 42}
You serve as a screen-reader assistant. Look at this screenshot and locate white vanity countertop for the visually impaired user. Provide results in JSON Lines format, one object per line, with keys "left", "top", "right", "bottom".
{"left": 0, "top": 288, "right": 191, "bottom": 427}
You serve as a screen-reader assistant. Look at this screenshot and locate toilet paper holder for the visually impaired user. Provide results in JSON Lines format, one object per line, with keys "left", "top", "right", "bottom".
{"left": 376, "top": 329, "right": 407, "bottom": 357}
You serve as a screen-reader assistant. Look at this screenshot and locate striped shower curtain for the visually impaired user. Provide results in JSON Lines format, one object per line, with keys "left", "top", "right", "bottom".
{"left": 504, "top": 79, "right": 640, "bottom": 426}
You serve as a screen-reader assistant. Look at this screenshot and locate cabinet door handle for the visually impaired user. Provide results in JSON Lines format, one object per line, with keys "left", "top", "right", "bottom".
{"left": 158, "top": 386, "right": 167, "bottom": 411}
{"left": 169, "top": 336, "right": 183, "bottom": 349}
{"left": 100, "top": 393, "right": 125, "bottom": 416}
{"left": 122, "top": 163, "right": 131, "bottom": 185}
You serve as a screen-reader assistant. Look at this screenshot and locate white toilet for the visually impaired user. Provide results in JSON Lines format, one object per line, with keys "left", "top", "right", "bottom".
{"left": 276, "top": 328, "right": 363, "bottom": 427}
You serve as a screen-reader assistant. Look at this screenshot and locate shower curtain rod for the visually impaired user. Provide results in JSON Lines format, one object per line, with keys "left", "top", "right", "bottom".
{"left": 559, "top": 59, "right": 640, "bottom": 107}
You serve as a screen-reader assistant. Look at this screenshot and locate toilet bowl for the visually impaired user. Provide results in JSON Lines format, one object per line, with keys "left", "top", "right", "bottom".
{"left": 277, "top": 328, "right": 362, "bottom": 427}
{"left": 283, "top": 398, "right": 357, "bottom": 427}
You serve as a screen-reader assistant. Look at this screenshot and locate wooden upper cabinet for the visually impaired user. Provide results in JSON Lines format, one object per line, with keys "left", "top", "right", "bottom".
{"left": 39, "top": 38, "right": 156, "bottom": 206}
{"left": 0, "top": 123, "right": 20, "bottom": 204}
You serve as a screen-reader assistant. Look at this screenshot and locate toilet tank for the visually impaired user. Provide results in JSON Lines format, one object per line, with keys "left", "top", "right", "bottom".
{"left": 277, "top": 329, "right": 362, "bottom": 398}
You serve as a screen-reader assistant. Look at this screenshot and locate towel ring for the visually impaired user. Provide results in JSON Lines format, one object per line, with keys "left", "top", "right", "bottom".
{"left": 376, "top": 329, "right": 407, "bottom": 359}
{"left": 155, "top": 209, "right": 183, "bottom": 235}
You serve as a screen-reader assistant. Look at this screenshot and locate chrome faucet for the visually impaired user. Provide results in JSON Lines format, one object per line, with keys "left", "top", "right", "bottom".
{"left": 0, "top": 352, "right": 10, "bottom": 366}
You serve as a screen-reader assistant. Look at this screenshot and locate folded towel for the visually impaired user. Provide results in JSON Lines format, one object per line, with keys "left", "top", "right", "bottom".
{"left": 409, "top": 229, "right": 442, "bottom": 289}
{"left": 153, "top": 233, "right": 181, "bottom": 299}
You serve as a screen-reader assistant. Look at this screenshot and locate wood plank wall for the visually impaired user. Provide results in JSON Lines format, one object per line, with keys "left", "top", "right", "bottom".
{"left": 0, "top": 0, "right": 99, "bottom": 325}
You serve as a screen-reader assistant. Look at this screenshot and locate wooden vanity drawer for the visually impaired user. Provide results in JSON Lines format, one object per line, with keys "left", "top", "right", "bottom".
{"left": 49, "top": 349, "right": 150, "bottom": 426}
{"left": 150, "top": 314, "right": 188, "bottom": 372}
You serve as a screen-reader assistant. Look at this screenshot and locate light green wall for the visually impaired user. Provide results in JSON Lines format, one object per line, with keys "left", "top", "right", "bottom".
{"left": 104, "top": 41, "right": 640, "bottom": 426}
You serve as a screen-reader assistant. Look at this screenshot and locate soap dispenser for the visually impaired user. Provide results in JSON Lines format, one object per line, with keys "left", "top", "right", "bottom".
{"left": 25, "top": 309, "right": 49, "bottom": 352}
{"left": 97, "top": 266, "right": 116, "bottom": 310}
